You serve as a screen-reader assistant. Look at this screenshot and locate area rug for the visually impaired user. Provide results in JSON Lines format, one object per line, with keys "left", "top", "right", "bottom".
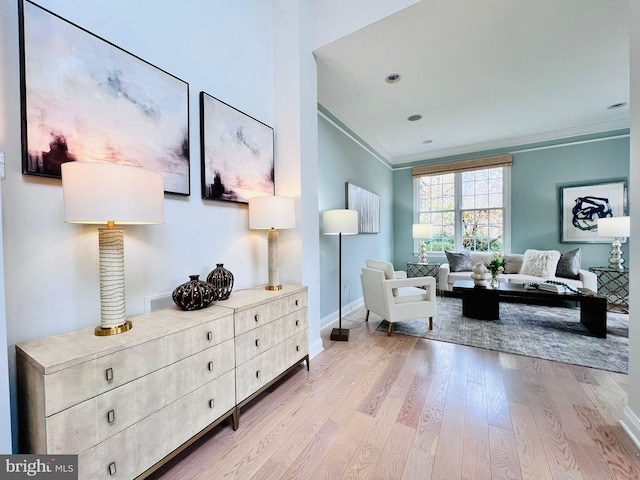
{"left": 375, "top": 296, "right": 629, "bottom": 373}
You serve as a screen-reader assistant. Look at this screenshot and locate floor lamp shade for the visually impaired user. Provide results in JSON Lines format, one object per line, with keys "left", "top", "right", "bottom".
{"left": 598, "top": 216, "right": 630, "bottom": 270}
{"left": 249, "top": 195, "right": 296, "bottom": 290}
{"left": 61, "top": 162, "right": 164, "bottom": 335}
{"left": 323, "top": 209, "right": 358, "bottom": 341}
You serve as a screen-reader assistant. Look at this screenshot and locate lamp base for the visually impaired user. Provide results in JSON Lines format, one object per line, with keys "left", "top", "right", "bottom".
{"left": 95, "top": 320, "right": 133, "bottom": 337}
{"left": 265, "top": 284, "right": 283, "bottom": 291}
{"left": 330, "top": 328, "right": 349, "bottom": 341}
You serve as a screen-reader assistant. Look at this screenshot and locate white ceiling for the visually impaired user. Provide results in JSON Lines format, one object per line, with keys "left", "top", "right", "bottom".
{"left": 315, "top": 0, "right": 629, "bottom": 165}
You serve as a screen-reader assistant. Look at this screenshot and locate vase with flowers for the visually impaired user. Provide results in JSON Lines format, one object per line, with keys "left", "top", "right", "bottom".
{"left": 485, "top": 252, "right": 504, "bottom": 287}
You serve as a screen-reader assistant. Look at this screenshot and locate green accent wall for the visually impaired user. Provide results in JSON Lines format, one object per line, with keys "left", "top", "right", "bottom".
{"left": 393, "top": 134, "right": 630, "bottom": 271}
{"left": 318, "top": 115, "right": 393, "bottom": 321}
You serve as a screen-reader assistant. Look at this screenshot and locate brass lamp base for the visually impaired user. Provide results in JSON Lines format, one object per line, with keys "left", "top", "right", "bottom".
{"left": 95, "top": 320, "right": 133, "bottom": 336}
{"left": 330, "top": 328, "right": 349, "bottom": 341}
{"left": 265, "top": 284, "right": 283, "bottom": 291}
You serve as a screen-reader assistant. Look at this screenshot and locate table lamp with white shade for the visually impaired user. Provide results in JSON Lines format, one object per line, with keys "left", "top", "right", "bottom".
{"left": 323, "top": 209, "right": 358, "bottom": 341}
{"left": 61, "top": 162, "right": 164, "bottom": 336}
{"left": 248, "top": 195, "right": 296, "bottom": 290}
{"left": 597, "top": 216, "right": 630, "bottom": 271}
{"left": 412, "top": 223, "right": 433, "bottom": 264}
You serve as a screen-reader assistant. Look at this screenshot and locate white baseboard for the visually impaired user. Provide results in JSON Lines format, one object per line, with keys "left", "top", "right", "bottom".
{"left": 620, "top": 406, "right": 640, "bottom": 450}
{"left": 321, "top": 298, "right": 364, "bottom": 330}
{"left": 309, "top": 338, "right": 323, "bottom": 360}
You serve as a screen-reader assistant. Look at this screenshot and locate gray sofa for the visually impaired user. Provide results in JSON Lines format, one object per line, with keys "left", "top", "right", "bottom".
{"left": 438, "top": 251, "right": 597, "bottom": 293}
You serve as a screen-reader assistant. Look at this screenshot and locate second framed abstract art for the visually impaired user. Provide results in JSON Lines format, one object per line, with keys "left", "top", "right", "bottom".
{"left": 200, "top": 92, "right": 274, "bottom": 203}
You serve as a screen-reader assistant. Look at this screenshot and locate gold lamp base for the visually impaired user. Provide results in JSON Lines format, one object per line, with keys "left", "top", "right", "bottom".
{"left": 95, "top": 320, "right": 133, "bottom": 337}
{"left": 266, "top": 284, "right": 283, "bottom": 291}
{"left": 330, "top": 328, "right": 349, "bottom": 341}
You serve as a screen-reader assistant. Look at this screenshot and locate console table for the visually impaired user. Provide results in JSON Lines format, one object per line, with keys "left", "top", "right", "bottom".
{"left": 589, "top": 267, "right": 629, "bottom": 313}
{"left": 17, "top": 285, "right": 308, "bottom": 480}
{"left": 407, "top": 262, "right": 440, "bottom": 294}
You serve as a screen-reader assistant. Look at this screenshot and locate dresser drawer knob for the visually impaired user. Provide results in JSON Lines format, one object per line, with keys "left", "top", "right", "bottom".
{"left": 295, "top": 299, "right": 300, "bottom": 306}
{"left": 107, "top": 409, "right": 115, "bottom": 424}
{"left": 108, "top": 462, "right": 117, "bottom": 476}
{"left": 254, "top": 314, "right": 260, "bottom": 322}
{"left": 207, "top": 331, "right": 213, "bottom": 341}
{"left": 209, "top": 399, "right": 215, "bottom": 409}
{"left": 255, "top": 339, "right": 260, "bottom": 347}
{"left": 295, "top": 319, "right": 300, "bottom": 327}
{"left": 105, "top": 368, "right": 114, "bottom": 382}
{"left": 256, "top": 370, "right": 261, "bottom": 379}
{"left": 296, "top": 345, "right": 300, "bottom": 352}
{"left": 208, "top": 361, "right": 214, "bottom": 371}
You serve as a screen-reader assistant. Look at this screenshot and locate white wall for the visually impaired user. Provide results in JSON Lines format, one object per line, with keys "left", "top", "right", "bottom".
{"left": 1, "top": 0, "right": 282, "bottom": 450}
{"left": 621, "top": 0, "right": 640, "bottom": 445}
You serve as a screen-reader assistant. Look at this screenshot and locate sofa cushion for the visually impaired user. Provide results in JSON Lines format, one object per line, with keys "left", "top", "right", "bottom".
{"left": 445, "top": 250, "right": 473, "bottom": 272}
{"left": 503, "top": 254, "right": 524, "bottom": 274}
{"left": 519, "top": 249, "right": 561, "bottom": 278}
{"left": 555, "top": 248, "right": 581, "bottom": 280}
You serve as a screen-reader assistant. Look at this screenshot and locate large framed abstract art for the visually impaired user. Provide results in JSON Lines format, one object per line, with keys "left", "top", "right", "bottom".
{"left": 19, "top": 0, "right": 190, "bottom": 195}
{"left": 346, "top": 183, "right": 380, "bottom": 234}
{"left": 560, "top": 180, "right": 627, "bottom": 243}
{"left": 200, "top": 92, "right": 274, "bottom": 203}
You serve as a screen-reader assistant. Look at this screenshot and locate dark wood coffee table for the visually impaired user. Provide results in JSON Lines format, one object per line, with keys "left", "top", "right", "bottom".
{"left": 452, "top": 280, "right": 608, "bottom": 338}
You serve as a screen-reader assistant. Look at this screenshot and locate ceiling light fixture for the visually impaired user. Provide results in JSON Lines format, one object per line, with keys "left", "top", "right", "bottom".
{"left": 607, "top": 102, "right": 627, "bottom": 110}
{"left": 385, "top": 73, "right": 402, "bottom": 84}
{"left": 407, "top": 115, "right": 422, "bottom": 121}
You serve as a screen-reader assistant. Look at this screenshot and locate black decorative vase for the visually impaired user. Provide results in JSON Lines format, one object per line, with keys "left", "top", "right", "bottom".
{"left": 172, "top": 275, "right": 215, "bottom": 311}
{"left": 207, "top": 263, "right": 234, "bottom": 301}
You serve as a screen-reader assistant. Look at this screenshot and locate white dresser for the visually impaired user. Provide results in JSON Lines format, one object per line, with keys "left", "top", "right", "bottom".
{"left": 17, "top": 284, "right": 308, "bottom": 479}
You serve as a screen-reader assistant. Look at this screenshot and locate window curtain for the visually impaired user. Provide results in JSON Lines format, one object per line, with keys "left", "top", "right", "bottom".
{"left": 411, "top": 154, "right": 513, "bottom": 178}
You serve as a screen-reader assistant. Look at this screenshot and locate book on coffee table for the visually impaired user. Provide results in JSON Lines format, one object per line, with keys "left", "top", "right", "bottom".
{"left": 538, "top": 282, "right": 567, "bottom": 293}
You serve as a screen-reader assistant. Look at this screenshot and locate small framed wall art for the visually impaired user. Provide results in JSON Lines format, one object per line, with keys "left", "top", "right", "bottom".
{"left": 200, "top": 92, "right": 274, "bottom": 203}
{"left": 560, "top": 180, "right": 627, "bottom": 243}
{"left": 346, "top": 182, "right": 380, "bottom": 234}
{"left": 19, "top": 0, "right": 191, "bottom": 195}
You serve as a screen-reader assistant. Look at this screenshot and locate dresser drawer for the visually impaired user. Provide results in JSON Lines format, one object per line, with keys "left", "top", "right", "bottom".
{"left": 190, "top": 315, "right": 234, "bottom": 353}
{"left": 191, "top": 338, "right": 235, "bottom": 390}
{"left": 235, "top": 348, "right": 278, "bottom": 402}
{"left": 192, "top": 369, "right": 236, "bottom": 434}
{"left": 234, "top": 292, "right": 307, "bottom": 336}
{"left": 78, "top": 425, "right": 137, "bottom": 480}
{"left": 234, "top": 309, "right": 306, "bottom": 366}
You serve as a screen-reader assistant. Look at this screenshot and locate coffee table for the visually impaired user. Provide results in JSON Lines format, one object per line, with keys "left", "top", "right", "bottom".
{"left": 452, "top": 280, "right": 608, "bottom": 338}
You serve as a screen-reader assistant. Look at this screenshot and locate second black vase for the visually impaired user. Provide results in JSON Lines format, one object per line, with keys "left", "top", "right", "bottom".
{"left": 207, "top": 263, "right": 234, "bottom": 301}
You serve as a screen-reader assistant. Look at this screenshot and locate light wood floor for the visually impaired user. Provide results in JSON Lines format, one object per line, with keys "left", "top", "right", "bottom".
{"left": 150, "top": 305, "right": 639, "bottom": 480}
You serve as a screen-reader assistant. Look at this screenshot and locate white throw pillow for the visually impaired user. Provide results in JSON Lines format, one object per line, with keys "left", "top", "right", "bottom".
{"left": 519, "top": 249, "right": 561, "bottom": 278}
{"left": 366, "top": 258, "right": 398, "bottom": 295}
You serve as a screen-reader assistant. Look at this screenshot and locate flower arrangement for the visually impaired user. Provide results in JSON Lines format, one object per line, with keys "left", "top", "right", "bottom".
{"left": 485, "top": 252, "right": 505, "bottom": 276}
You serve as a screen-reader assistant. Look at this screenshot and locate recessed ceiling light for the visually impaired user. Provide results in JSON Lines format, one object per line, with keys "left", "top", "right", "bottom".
{"left": 422, "top": 139, "right": 433, "bottom": 144}
{"left": 607, "top": 102, "right": 627, "bottom": 110}
{"left": 407, "top": 115, "right": 422, "bottom": 121}
{"left": 385, "top": 73, "right": 402, "bottom": 84}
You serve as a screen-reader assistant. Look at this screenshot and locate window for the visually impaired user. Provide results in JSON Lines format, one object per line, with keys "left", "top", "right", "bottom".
{"left": 416, "top": 167, "right": 508, "bottom": 253}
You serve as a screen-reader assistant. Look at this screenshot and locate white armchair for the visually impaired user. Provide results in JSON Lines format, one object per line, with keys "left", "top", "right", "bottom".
{"left": 361, "top": 259, "right": 437, "bottom": 336}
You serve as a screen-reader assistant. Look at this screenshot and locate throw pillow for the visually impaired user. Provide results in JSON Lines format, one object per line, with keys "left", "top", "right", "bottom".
{"left": 445, "top": 250, "right": 473, "bottom": 272}
{"left": 365, "top": 258, "right": 398, "bottom": 296}
{"left": 519, "top": 249, "right": 561, "bottom": 278}
{"left": 503, "top": 254, "right": 523, "bottom": 274}
{"left": 555, "top": 248, "right": 581, "bottom": 280}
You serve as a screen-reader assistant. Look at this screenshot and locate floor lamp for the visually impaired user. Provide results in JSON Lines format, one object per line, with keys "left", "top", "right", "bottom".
{"left": 61, "top": 162, "right": 164, "bottom": 336}
{"left": 598, "top": 216, "right": 630, "bottom": 271}
{"left": 323, "top": 209, "right": 358, "bottom": 341}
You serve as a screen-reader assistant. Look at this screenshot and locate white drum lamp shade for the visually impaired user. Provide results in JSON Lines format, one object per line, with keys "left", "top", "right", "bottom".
{"left": 62, "top": 162, "right": 164, "bottom": 335}
{"left": 323, "top": 209, "right": 358, "bottom": 341}
{"left": 412, "top": 223, "right": 432, "bottom": 263}
{"left": 598, "top": 216, "right": 630, "bottom": 271}
{"left": 249, "top": 195, "right": 296, "bottom": 290}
